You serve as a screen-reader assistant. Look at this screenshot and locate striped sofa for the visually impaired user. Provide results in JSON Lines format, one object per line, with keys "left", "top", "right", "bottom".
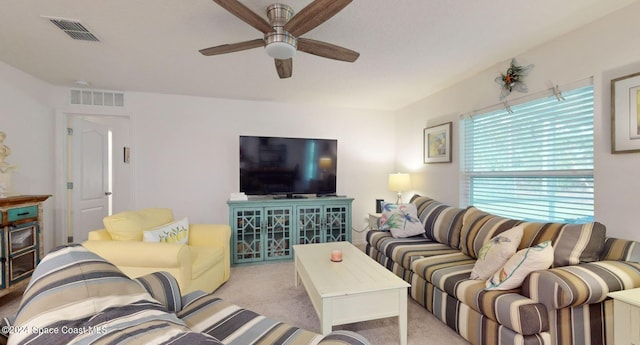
{"left": 366, "top": 195, "right": 640, "bottom": 345}
{"left": 1, "top": 245, "right": 371, "bottom": 345}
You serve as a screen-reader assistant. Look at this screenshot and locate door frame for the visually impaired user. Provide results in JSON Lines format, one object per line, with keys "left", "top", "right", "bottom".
{"left": 54, "top": 106, "right": 134, "bottom": 249}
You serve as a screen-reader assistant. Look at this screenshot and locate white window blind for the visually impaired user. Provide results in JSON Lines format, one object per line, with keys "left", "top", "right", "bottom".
{"left": 462, "top": 84, "right": 594, "bottom": 223}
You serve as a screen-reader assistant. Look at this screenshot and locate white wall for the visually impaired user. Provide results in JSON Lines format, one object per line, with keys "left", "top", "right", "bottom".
{"left": 1, "top": 61, "right": 396, "bottom": 249}
{"left": 0, "top": 62, "right": 56, "bottom": 251}
{"left": 395, "top": 2, "right": 640, "bottom": 241}
{"left": 126, "top": 93, "right": 396, "bottom": 244}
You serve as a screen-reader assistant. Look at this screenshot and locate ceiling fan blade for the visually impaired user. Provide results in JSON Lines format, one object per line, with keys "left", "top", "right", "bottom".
{"left": 297, "top": 38, "right": 359, "bottom": 62}
{"left": 275, "top": 58, "right": 292, "bottom": 79}
{"left": 284, "top": 0, "right": 352, "bottom": 37}
{"left": 212, "top": 0, "right": 272, "bottom": 33}
{"left": 199, "top": 39, "right": 264, "bottom": 56}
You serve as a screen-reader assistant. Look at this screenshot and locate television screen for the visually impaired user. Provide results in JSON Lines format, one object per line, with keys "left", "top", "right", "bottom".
{"left": 240, "top": 136, "right": 337, "bottom": 196}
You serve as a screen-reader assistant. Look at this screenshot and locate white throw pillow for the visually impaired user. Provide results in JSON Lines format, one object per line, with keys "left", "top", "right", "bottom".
{"left": 379, "top": 203, "right": 425, "bottom": 238}
{"left": 486, "top": 240, "right": 554, "bottom": 290}
{"left": 143, "top": 217, "right": 189, "bottom": 244}
{"left": 470, "top": 225, "right": 524, "bottom": 280}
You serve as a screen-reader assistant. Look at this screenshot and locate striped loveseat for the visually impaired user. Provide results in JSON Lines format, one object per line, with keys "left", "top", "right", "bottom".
{"left": 1, "top": 245, "right": 371, "bottom": 345}
{"left": 366, "top": 195, "right": 640, "bottom": 345}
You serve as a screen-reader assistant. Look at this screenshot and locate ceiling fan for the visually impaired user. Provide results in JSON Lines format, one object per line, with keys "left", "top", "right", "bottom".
{"left": 199, "top": 0, "right": 360, "bottom": 79}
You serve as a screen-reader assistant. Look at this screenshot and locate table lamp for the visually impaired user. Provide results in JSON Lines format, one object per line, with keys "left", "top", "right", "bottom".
{"left": 388, "top": 173, "right": 411, "bottom": 204}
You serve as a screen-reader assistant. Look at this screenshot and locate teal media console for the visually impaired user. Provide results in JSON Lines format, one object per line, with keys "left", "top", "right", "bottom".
{"left": 227, "top": 196, "right": 353, "bottom": 265}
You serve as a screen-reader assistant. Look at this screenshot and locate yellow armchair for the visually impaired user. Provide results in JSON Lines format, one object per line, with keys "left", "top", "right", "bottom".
{"left": 82, "top": 208, "right": 230, "bottom": 294}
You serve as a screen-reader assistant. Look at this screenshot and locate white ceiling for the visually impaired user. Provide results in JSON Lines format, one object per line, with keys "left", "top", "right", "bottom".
{"left": 1, "top": 0, "right": 637, "bottom": 110}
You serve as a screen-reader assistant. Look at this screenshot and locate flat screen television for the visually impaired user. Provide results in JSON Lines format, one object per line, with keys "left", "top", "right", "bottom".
{"left": 240, "top": 136, "right": 337, "bottom": 196}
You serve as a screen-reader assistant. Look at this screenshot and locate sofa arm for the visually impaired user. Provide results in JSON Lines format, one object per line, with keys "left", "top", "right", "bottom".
{"left": 83, "top": 240, "right": 190, "bottom": 269}
{"left": 189, "top": 224, "right": 231, "bottom": 281}
{"left": 523, "top": 260, "right": 640, "bottom": 310}
{"left": 318, "top": 330, "right": 372, "bottom": 345}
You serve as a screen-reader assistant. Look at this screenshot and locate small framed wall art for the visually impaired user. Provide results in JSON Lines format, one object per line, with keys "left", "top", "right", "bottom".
{"left": 423, "top": 122, "right": 452, "bottom": 163}
{"left": 611, "top": 72, "right": 640, "bottom": 153}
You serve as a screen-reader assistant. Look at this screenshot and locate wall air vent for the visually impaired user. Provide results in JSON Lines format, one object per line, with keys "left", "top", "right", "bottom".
{"left": 43, "top": 16, "right": 100, "bottom": 42}
{"left": 70, "top": 89, "right": 125, "bottom": 107}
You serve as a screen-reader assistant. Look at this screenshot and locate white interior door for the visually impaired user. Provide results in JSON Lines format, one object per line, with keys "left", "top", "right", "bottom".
{"left": 71, "top": 117, "right": 110, "bottom": 242}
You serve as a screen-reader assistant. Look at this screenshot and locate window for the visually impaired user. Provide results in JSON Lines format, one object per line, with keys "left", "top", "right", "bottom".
{"left": 461, "top": 84, "right": 594, "bottom": 223}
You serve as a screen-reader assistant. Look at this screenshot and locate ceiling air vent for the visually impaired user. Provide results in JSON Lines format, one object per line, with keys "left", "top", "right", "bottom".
{"left": 70, "top": 89, "right": 125, "bottom": 107}
{"left": 43, "top": 16, "right": 99, "bottom": 42}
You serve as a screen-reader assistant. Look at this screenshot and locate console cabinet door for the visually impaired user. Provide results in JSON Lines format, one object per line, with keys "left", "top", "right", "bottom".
{"left": 297, "top": 206, "right": 323, "bottom": 245}
{"left": 264, "top": 207, "right": 292, "bottom": 260}
{"left": 232, "top": 208, "right": 263, "bottom": 264}
{"left": 324, "top": 205, "right": 350, "bottom": 242}
{"left": 0, "top": 228, "right": 5, "bottom": 289}
{"left": 7, "top": 222, "right": 39, "bottom": 284}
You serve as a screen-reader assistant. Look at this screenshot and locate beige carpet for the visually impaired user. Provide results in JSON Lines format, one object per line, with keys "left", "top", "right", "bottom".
{"left": 0, "top": 289, "right": 23, "bottom": 320}
{"left": 214, "top": 261, "right": 470, "bottom": 345}
{"left": 0, "top": 261, "right": 470, "bottom": 345}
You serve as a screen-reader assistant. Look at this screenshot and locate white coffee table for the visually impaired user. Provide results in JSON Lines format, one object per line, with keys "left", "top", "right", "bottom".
{"left": 293, "top": 241, "right": 410, "bottom": 345}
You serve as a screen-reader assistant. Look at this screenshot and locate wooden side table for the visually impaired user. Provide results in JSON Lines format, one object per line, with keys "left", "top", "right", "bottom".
{"left": 0, "top": 195, "right": 51, "bottom": 298}
{"left": 608, "top": 288, "right": 640, "bottom": 345}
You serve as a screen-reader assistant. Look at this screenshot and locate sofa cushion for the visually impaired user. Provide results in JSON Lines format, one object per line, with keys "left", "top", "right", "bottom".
{"left": 461, "top": 207, "right": 607, "bottom": 267}
{"left": 366, "top": 230, "right": 459, "bottom": 271}
{"left": 471, "top": 225, "right": 524, "bottom": 280}
{"left": 379, "top": 202, "right": 425, "bottom": 238}
{"left": 104, "top": 208, "right": 175, "bottom": 241}
{"left": 599, "top": 237, "right": 640, "bottom": 262}
{"left": 460, "top": 207, "right": 523, "bottom": 259}
{"left": 411, "top": 195, "right": 466, "bottom": 248}
{"left": 486, "top": 241, "right": 554, "bottom": 290}
{"left": 519, "top": 221, "right": 606, "bottom": 267}
{"left": 411, "top": 254, "right": 549, "bottom": 336}
{"left": 411, "top": 252, "right": 476, "bottom": 295}
{"left": 179, "top": 294, "right": 326, "bottom": 344}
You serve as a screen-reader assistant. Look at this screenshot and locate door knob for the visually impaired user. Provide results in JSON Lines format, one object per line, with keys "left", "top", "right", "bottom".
{"left": 105, "top": 192, "right": 113, "bottom": 196}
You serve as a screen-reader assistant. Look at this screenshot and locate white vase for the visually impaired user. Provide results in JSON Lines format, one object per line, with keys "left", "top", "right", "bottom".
{"left": 0, "top": 168, "right": 15, "bottom": 197}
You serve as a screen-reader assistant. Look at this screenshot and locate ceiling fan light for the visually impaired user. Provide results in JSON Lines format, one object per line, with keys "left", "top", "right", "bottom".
{"left": 265, "top": 30, "right": 297, "bottom": 59}
{"left": 265, "top": 41, "right": 296, "bottom": 59}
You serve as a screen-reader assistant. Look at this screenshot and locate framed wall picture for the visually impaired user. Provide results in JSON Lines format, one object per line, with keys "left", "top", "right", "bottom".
{"left": 611, "top": 72, "right": 640, "bottom": 153}
{"left": 423, "top": 122, "right": 452, "bottom": 163}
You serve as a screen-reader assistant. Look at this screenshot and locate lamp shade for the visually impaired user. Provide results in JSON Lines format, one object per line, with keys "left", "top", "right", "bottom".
{"left": 388, "top": 173, "right": 411, "bottom": 192}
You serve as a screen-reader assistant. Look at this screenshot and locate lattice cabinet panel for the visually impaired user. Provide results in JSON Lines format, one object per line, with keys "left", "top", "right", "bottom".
{"left": 233, "top": 208, "right": 263, "bottom": 263}
{"left": 325, "top": 205, "right": 349, "bottom": 242}
{"left": 297, "top": 206, "right": 323, "bottom": 245}
{"left": 265, "top": 207, "right": 292, "bottom": 260}
{"left": 228, "top": 197, "right": 353, "bottom": 265}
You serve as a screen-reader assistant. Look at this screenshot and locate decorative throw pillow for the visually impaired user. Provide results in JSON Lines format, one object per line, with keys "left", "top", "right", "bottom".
{"left": 379, "top": 203, "right": 425, "bottom": 238}
{"left": 486, "top": 240, "right": 554, "bottom": 290}
{"left": 143, "top": 217, "right": 189, "bottom": 244}
{"left": 470, "top": 225, "right": 524, "bottom": 280}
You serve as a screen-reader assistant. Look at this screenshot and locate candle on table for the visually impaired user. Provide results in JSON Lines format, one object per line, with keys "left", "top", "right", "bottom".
{"left": 331, "top": 249, "right": 342, "bottom": 262}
